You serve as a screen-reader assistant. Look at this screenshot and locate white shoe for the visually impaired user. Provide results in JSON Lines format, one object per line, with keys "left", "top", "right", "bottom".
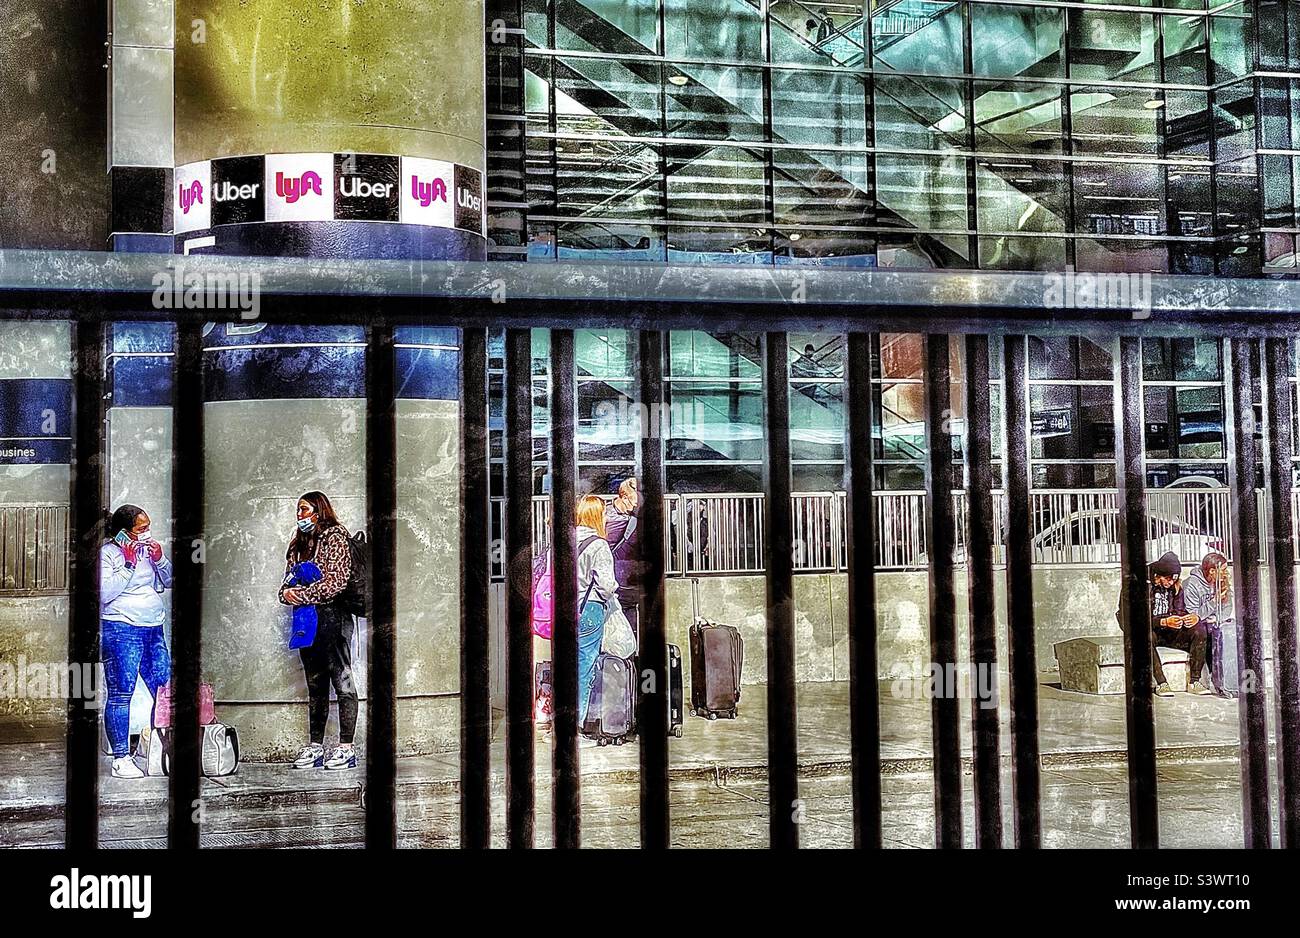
{"left": 293, "top": 743, "right": 325, "bottom": 769}
{"left": 111, "top": 756, "right": 144, "bottom": 779}
{"left": 323, "top": 745, "right": 357, "bottom": 770}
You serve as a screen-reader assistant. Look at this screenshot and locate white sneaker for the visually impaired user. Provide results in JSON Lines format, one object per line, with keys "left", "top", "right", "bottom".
{"left": 324, "top": 745, "right": 357, "bottom": 770}
{"left": 293, "top": 743, "right": 325, "bottom": 769}
{"left": 111, "top": 756, "right": 144, "bottom": 779}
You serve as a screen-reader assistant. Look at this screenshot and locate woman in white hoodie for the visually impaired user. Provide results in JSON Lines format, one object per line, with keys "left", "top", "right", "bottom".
{"left": 575, "top": 494, "right": 633, "bottom": 725}
{"left": 100, "top": 504, "right": 173, "bottom": 779}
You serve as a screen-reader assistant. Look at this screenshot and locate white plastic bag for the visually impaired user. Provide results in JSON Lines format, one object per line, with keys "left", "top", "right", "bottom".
{"left": 600, "top": 605, "right": 637, "bottom": 659}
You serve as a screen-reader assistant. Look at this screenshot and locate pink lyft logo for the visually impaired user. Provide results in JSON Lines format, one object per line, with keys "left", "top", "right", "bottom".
{"left": 411, "top": 176, "right": 448, "bottom": 208}
{"left": 275, "top": 171, "right": 323, "bottom": 204}
{"left": 178, "top": 180, "right": 204, "bottom": 215}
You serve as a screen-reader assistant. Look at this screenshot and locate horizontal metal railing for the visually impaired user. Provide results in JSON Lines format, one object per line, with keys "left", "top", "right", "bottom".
{"left": 2, "top": 489, "right": 1259, "bottom": 589}
{"left": 485, "top": 486, "right": 1266, "bottom": 578}
{"left": 0, "top": 504, "right": 70, "bottom": 594}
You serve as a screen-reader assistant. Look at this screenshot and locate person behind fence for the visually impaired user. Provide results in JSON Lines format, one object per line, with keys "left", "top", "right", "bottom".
{"left": 1117, "top": 550, "right": 1210, "bottom": 698}
{"left": 100, "top": 504, "right": 173, "bottom": 779}
{"left": 576, "top": 495, "right": 635, "bottom": 727}
{"left": 279, "top": 491, "right": 359, "bottom": 771}
{"left": 604, "top": 477, "right": 642, "bottom": 636}
{"left": 1182, "top": 551, "right": 1239, "bottom": 698}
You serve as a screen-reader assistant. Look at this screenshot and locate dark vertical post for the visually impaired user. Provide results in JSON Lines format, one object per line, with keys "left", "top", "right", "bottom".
{"left": 845, "top": 332, "right": 882, "bottom": 849}
{"left": 1115, "top": 336, "right": 1159, "bottom": 849}
{"left": 963, "top": 334, "right": 1002, "bottom": 847}
{"left": 67, "top": 316, "right": 105, "bottom": 850}
{"left": 504, "top": 328, "right": 536, "bottom": 848}
{"left": 638, "top": 330, "right": 670, "bottom": 849}
{"left": 550, "top": 330, "right": 580, "bottom": 849}
{"left": 1262, "top": 336, "right": 1300, "bottom": 847}
{"left": 365, "top": 322, "right": 398, "bottom": 849}
{"left": 168, "top": 321, "right": 204, "bottom": 849}
{"left": 763, "top": 332, "right": 799, "bottom": 850}
{"left": 460, "top": 328, "right": 492, "bottom": 849}
{"left": 1226, "top": 338, "right": 1271, "bottom": 849}
{"left": 923, "top": 333, "right": 962, "bottom": 849}
{"left": 1001, "top": 335, "right": 1041, "bottom": 848}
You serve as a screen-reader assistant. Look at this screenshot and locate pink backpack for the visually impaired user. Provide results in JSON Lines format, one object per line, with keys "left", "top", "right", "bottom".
{"left": 154, "top": 682, "right": 216, "bottom": 728}
{"left": 531, "top": 551, "right": 554, "bottom": 639}
{"left": 530, "top": 536, "right": 601, "bottom": 640}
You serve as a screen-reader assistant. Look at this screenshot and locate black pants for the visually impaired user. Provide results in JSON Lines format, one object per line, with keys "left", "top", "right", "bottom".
{"left": 1150, "top": 622, "right": 1209, "bottom": 686}
{"left": 299, "top": 602, "right": 358, "bottom": 744}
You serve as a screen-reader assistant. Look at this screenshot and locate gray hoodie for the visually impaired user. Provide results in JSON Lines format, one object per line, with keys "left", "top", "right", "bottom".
{"left": 1183, "top": 565, "right": 1233, "bottom": 626}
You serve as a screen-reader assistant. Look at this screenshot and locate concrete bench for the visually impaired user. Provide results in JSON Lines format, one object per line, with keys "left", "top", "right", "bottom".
{"left": 1054, "top": 637, "right": 1191, "bottom": 694}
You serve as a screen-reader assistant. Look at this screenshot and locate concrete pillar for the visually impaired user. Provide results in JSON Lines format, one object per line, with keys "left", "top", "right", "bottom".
{"left": 0, "top": 323, "right": 72, "bottom": 728}
{"left": 199, "top": 326, "right": 461, "bottom": 760}
{"left": 159, "top": 2, "right": 485, "bottom": 759}
{"left": 105, "top": 323, "right": 176, "bottom": 739}
{"left": 172, "top": 0, "right": 487, "bottom": 259}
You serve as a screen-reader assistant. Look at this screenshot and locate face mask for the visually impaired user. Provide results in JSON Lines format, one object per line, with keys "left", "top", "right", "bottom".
{"left": 297, "top": 517, "right": 316, "bottom": 533}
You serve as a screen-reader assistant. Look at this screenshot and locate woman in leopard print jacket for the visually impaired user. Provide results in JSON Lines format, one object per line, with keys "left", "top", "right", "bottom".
{"left": 279, "top": 491, "right": 359, "bottom": 770}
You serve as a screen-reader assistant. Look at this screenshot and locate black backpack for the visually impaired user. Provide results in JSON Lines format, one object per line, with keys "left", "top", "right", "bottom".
{"left": 341, "top": 530, "right": 369, "bottom": 619}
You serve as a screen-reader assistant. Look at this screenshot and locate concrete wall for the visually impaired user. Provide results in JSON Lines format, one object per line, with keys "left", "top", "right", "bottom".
{"left": 659, "top": 566, "right": 1280, "bottom": 683}
{"left": 662, "top": 568, "right": 1106, "bottom": 682}
{"left": 395, "top": 399, "right": 461, "bottom": 756}
{"left": 495, "top": 561, "right": 1285, "bottom": 696}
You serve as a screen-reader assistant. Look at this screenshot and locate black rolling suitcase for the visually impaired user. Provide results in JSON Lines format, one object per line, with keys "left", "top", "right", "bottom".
{"left": 583, "top": 653, "right": 636, "bottom": 746}
{"left": 688, "top": 579, "right": 743, "bottom": 720}
{"left": 668, "top": 643, "right": 684, "bottom": 737}
{"left": 581, "top": 647, "right": 684, "bottom": 742}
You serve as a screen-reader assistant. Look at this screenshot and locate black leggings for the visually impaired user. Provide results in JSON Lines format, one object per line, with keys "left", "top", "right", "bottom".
{"left": 299, "top": 602, "right": 358, "bottom": 745}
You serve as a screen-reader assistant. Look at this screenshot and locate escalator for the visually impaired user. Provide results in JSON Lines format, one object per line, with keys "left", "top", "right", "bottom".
{"left": 537, "top": 0, "right": 1211, "bottom": 268}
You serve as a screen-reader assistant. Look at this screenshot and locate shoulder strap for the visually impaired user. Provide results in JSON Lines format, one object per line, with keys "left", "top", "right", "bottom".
{"left": 578, "top": 535, "right": 604, "bottom": 607}
{"left": 609, "top": 515, "right": 637, "bottom": 553}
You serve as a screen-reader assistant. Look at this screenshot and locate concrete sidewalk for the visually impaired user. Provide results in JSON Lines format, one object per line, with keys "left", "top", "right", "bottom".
{"left": 0, "top": 676, "right": 1255, "bottom": 847}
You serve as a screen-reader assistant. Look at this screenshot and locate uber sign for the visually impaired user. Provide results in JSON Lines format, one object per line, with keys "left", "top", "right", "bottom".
{"left": 334, "top": 154, "right": 399, "bottom": 221}
{"left": 454, "top": 164, "right": 484, "bottom": 235}
{"left": 211, "top": 156, "right": 265, "bottom": 227}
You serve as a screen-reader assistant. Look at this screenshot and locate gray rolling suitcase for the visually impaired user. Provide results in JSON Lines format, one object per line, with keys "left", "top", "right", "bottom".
{"left": 582, "top": 653, "right": 636, "bottom": 746}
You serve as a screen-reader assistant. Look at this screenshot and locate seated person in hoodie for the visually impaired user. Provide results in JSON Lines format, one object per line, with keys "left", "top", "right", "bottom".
{"left": 1182, "top": 551, "right": 1238, "bottom": 698}
{"left": 1117, "top": 551, "right": 1210, "bottom": 698}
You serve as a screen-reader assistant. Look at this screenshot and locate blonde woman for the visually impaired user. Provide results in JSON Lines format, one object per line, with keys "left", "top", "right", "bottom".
{"left": 575, "top": 494, "right": 626, "bottom": 724}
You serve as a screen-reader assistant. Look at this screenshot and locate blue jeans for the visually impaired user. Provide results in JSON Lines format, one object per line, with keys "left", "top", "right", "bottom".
{"left": 1206, "top": 619, "right": 1240, "bottom": 694}
{"left": 577, "top": 601, "right": 606, "bottom": 726}
{"left": 101, "top": 619, "right": 171, "bottom": 758}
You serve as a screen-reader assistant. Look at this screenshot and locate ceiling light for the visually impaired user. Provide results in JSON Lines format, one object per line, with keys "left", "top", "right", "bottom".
{"left": 1144, "top": 99, "right": 1165, "bottom": 109}
{"left": 668, "top": 74, "right": 690, "bottom": 86}
{"left": 789, "top": 232, "right": 802, "bottom": 241}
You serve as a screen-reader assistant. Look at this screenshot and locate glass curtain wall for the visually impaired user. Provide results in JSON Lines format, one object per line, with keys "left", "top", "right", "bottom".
{"left": 511, "top": 0, "right": 1263, "bottom": 274}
